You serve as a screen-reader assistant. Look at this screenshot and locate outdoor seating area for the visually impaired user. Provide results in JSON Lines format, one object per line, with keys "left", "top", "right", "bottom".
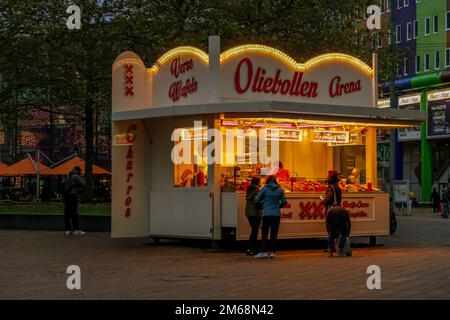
{"left": 0, "top": 155, "right": 111, "bottom": 202}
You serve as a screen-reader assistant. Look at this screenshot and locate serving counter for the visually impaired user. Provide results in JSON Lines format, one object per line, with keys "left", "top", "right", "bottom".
{"left": 222, "top": 191, "right": 389, "bottom": 240}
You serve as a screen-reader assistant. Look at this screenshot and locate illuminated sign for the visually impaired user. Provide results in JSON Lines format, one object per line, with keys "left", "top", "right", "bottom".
{"left": 399, "top": 95, "right": 420, "bottom": 105}
{"left": 377, "top": 99, "right": 390, "bottom": 108}
{"left": 179, "top": 127, "right": 208, "bottom": 141}
{"left": 313, "top": 130, "right": 349, "bottom": 143}
{"left": 428, "top": 89, "right": 450, "bottom": 101}
{"left": 264, "top": 129, "right": 303, "bottom": 141}
{"left": 114, "top": 134, "right": 133, "bottom": 146}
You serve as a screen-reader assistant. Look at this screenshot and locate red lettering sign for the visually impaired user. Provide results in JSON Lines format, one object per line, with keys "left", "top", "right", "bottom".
{"left": 123, "top": 64, "right": 134, "bottom": 97}
{"left": 234, "top": 58, "right": 319, "bottom": 98}
{"left": 329, "top": 76, "right": 361, "bottom": 98}
{"left": 168, "top": 77, "right": 198, "bottom": 102}
{"left": 170, "top": 57, "right": 194, "bottom": 79}
{"left": 124, "top": 124, "right": 137, "bottom": 218}
{"left": 126, "top": 124, "right": 137, "bottom": 143}
{"left": 234, "top": 58, "right": 363, "bottom": 100}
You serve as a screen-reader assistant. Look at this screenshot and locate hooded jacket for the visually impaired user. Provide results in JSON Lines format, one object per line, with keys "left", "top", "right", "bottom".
{"left": 255, "top": 182, "right": 288, "bottom": 216}
{"left": 245, "top": 184, "right": 261, "bottom": 217}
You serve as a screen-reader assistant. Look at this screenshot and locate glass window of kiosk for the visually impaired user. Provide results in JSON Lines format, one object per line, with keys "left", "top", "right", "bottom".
{"left": 172, "top": 127, "right": 208, "bottom": 188}
{"left": 218, "top": 119, "right": 369, "bottom": 192}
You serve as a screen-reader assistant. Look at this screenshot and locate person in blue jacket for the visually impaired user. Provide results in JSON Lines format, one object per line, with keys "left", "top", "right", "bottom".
{"left": 254, "top": 175, "right": 288, "bottom": 258}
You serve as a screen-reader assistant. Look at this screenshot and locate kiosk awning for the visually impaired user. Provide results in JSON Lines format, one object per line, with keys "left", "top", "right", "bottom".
{"left": 112, "top": 101, "right": 426, "bottom": 126}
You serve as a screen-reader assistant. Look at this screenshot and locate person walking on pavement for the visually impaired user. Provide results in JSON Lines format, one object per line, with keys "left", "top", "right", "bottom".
{"left": 254, "top": 175, "right": 287, "bottom": 259}
{"left": 63, "top": 166, "right": 86, "bottom": 235}
{"left": 245, "top": 176, "right": 262, "bottom": 256}
{"left": 431, "top": 188, "right": 440, "bottom": 215}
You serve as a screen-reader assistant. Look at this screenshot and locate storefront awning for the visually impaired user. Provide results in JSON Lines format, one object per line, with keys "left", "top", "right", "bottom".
{"left": 112, "top": 101, "right": 426, "bottom": 126}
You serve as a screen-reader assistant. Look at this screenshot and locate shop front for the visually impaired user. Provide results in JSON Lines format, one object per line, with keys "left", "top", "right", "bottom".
{"left": 111, "top": 37, "right": 425, "bottom": 242}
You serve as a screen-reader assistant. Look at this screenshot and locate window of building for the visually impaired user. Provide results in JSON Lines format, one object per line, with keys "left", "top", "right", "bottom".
{"left": 387, "top": 0, "right": 391, "bottom": 12}
{"left": 433, "top": 16, "right": 438, "bottom": 34}
{"left": 404, "top": 57, "right": 408, "bottom": 76}
{"left": 435, "top": 51, "right": 440, "bottom": 69}
{"left": 446, "top": 11, "right": 450, "bottom": 30}
{"left": 425, "top": 17, "right": 430, "bottom": 35}
{"left": 407, "top": 22, "right": 412, "bottom": 40}
{"left": 415, "top": 55, "right": 421, "bottom": 73}
{"left": 404, "top": 0, "right": 409, "bottom": 7}
{"left": 425, "top": 53, "right": 430, "bottom": 71}
{"left": 380, "top": 0, "right": 385, "bottom": 13}
{"left": 446, "top": 48, "right": 450, "bottom": 67}
{"left": 413, "top": 20, "right": 418, "bottom": 38}
{"left": 397, "top": 0, "right": 402, "bottom": 9}
{"left": 396, "top": 25, "right": 401, "bottom": 43}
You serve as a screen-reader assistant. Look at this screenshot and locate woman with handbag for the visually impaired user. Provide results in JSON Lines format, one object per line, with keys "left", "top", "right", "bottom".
{"left": 321, "top": 170, "right": 351, "bottom": 257}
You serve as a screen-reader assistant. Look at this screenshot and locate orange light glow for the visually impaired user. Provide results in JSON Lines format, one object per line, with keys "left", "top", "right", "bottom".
{"left": 151, "top": 46, "right": 209, "bottom": 72}
{"left": 220, "top": 44, "right": 373, "bottom": 75}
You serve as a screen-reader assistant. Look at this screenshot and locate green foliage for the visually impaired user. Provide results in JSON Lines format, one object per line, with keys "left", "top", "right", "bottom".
{"left": 0, "top": 0, "right": 403, "bottom": 197}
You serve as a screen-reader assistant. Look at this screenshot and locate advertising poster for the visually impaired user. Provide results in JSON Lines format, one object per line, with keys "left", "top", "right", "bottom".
{"left": 428, "top": 99, "right": 450, "bottom": 138}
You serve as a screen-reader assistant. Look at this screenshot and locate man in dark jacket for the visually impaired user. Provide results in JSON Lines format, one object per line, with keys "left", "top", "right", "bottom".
{"left": 63, "top": 166, "right": 85, "bottom": 235}
{"left": 321, "top": 171, "right": 351, "bottom": 257}
{"left": 431, "top": 188, "right": 440, "bottom": 215}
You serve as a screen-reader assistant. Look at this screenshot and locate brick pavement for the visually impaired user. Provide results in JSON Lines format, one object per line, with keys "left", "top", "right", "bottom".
{"left": 0, "top": 207, "right": 449, "bottom": 299}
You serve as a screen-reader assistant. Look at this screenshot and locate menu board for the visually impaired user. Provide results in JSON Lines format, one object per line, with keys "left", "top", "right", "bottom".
{"left": 313, "top": 130, "right": 349, "bottom": 143}
{"left": 428, "top": 100, "right": 450, "bottom": 138}
{"left": 265, "top": 129, "right": 303, "bottom": 141}
{"left": 398, "top": 101, "right": 421, "bottom": 141}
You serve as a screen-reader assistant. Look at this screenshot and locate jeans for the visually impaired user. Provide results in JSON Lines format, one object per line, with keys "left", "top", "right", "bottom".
{"left": 247, "top": 215, "right": 261, "bottom": 252}
{"left": 64, "top": 194, "right": 79, "bottom": 231}
{"left": 260, "top": 216, "right": 281, "bottom": 253}
{"left": 327, "top": 223, "right": 350, "bottom": 251}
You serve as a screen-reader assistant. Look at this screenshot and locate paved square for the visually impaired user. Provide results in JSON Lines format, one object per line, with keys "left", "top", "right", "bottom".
{"left": 1, "top": 208, "right": 450, "bottom": 299}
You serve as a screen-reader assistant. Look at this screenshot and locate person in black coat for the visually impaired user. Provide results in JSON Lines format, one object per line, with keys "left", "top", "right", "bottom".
{"left": 321, "top": 170, "right": 351, "bottom": 257}
{"left": 431, "top": 188, "right": 440, "bottom": 215}
{"left": 245, "top": 176, "right": 262, "bottom": 255}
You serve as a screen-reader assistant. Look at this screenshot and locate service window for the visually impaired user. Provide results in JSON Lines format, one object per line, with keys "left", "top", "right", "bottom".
{"left": 172, "top": 126, "right": 208, "bottom": 188}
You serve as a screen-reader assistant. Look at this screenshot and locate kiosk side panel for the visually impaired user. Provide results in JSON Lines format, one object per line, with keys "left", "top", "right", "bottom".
{"left": 111, "top": 120, "right": 151, "bottom": 238}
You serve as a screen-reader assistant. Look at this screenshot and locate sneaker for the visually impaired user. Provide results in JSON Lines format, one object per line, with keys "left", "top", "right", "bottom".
{"left": 246, "top": 250, "right": 255, "bottom": 256}
{"left": 254, "top": 252, "right": 268, "bottom": 259}
{"left": 65, "top": 230, "right": 72, "bottom": 236}
{"left": 73, "top": 230, "right": 86, "bottom": 235}
{"left": 268, "top": 252, "right": 277, "bottom": 258}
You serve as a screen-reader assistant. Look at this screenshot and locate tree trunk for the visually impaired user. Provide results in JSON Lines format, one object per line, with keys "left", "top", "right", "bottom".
{"left": 84, "top": 103, "right": 94, "bottom": 202}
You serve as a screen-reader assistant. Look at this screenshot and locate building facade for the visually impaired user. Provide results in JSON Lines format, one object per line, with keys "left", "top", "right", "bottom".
{"left": 379, "top": 0, "right": 450, "bottom": 202}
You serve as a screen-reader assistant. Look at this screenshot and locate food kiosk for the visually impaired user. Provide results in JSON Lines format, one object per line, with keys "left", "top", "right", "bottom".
{"left": 111, "top": 36, "right": 425, "bottom": 242}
